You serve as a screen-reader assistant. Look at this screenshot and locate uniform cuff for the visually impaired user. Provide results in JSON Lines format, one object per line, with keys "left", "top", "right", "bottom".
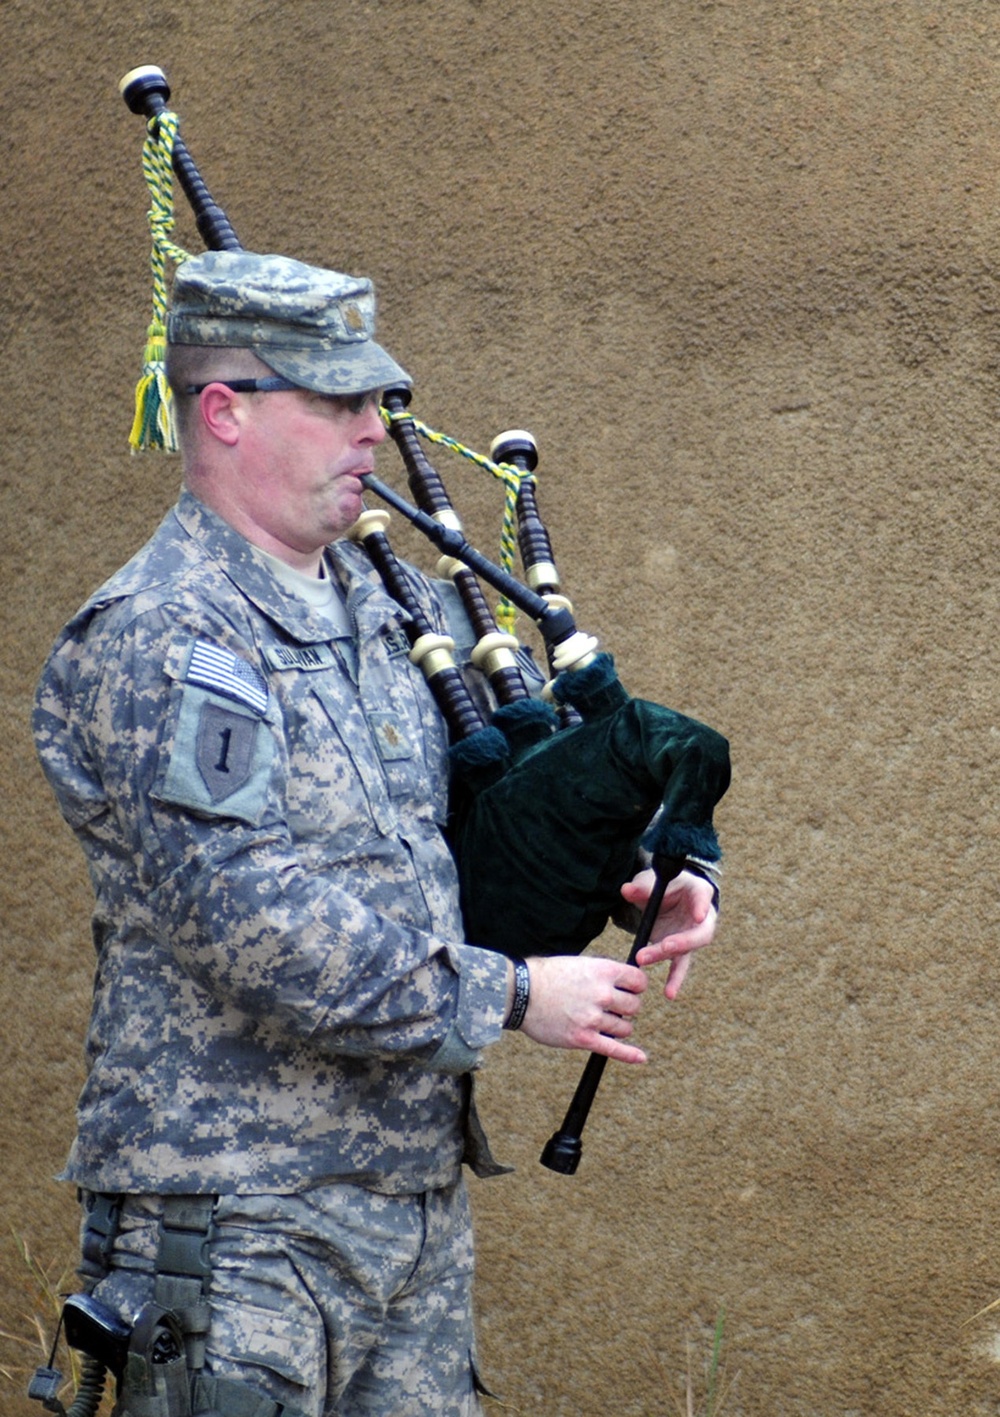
{"left": 441, "top": 940, "right": 511, "bottom": 1051}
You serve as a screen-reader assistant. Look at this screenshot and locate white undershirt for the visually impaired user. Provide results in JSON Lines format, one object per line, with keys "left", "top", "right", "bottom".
{"left": 257, "top": 547, "right": 357, "bottom": 673}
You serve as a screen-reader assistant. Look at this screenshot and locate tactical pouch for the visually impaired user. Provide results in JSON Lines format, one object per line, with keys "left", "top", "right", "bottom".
{"left": 115, "top": 1303, "right": 191, "bottom": 1417}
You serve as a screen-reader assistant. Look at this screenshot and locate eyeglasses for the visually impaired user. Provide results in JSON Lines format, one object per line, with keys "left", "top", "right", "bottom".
{"left": 182, "top": 376, "right": 382, "bottom": 415}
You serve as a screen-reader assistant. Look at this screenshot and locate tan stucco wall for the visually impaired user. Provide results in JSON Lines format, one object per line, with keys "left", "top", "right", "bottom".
{"left": 3, "top": 4, "right": 998, "bottom": 1412}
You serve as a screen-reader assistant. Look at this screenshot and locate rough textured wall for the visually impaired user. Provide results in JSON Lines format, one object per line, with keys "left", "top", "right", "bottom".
{"left": 3, "top": 3, "right": 998, "bottom": 1414}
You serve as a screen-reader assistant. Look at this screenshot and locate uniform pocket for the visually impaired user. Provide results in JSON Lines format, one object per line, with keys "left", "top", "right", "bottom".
{"left": 205, "top": 1291, "right": 324, "bottom": 1401}
{"left": 154, "top": 678, "right": 277, "bottom": 826}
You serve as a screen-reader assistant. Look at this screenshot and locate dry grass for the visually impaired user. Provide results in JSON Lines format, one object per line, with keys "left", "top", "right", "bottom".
{"left": 0, "top": 1232, "right": 114, "bottom": 1417}
{"left": 673, "top": 1307, "right": 737, "bottom": 1417}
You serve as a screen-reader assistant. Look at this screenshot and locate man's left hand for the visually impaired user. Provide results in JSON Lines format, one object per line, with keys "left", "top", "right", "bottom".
{"left": 620, "top": 867, "right": 719, "bottom": 1000}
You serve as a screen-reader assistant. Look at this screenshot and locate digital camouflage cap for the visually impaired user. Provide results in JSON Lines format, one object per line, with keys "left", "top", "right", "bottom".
{"left": 167, "top": 250, "right": 411, "bottom": 395}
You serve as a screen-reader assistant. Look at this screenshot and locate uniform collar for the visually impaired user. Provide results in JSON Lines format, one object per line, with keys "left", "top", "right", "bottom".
{"left": 174, "top": 488, "right": 406, "bottom": 645}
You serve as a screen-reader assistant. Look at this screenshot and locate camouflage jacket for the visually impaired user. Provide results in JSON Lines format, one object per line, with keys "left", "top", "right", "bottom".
{"left": 33, "top": 490, "right": 511, "bottom": 1196}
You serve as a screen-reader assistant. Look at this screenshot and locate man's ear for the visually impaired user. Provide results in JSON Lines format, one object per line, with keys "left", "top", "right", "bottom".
{"left": 198, "top": 383, "right": 243, "bottom": 446}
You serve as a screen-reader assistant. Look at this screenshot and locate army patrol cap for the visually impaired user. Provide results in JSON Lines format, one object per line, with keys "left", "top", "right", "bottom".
{"left": 167, "top": 250, "right": 411, "bottom": 394}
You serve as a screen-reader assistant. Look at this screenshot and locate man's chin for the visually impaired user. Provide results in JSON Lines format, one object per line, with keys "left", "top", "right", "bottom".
{"left": 330, "top": 489, "right": 366, "bottom": 539}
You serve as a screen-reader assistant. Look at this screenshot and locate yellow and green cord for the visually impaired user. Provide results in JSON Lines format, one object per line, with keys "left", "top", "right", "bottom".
{"left": 129, "top": 108, "right": 191, "bottom": 452}
{"left": 380, "top": 407, "right": 536, "bottom": 635}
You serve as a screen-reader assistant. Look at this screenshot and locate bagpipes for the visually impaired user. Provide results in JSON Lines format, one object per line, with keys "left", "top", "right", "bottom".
{"left": 119, "top": 65, "right": 731, "bottom": 1174}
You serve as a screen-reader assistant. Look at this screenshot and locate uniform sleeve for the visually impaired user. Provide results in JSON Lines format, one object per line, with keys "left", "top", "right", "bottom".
{"left": 70, "top": 603, "right": 510, "bottom": 1067}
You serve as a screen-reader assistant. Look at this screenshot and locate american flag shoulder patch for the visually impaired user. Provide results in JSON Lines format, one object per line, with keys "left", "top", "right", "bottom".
{"left": 186, "top": 640, "right": 269, "bottom": 715}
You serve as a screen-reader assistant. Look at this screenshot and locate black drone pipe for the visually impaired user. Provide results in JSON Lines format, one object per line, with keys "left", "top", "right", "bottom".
{"left": 380, "top": 389, "right": 534, "bottom": 710}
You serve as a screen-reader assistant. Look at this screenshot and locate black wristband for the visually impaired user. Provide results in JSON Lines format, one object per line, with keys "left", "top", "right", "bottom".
{"left": 504, "top": 957, "right": 531, "bottom": 1031}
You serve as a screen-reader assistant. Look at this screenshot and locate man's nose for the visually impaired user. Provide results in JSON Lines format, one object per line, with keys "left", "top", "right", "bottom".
{"left": 359, "top": 403, "right": 387, "bottom": 445}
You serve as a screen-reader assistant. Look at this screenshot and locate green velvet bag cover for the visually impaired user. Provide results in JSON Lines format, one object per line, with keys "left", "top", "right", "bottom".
{"left": 448, "top": 653, "right": 730, "bottom": 957}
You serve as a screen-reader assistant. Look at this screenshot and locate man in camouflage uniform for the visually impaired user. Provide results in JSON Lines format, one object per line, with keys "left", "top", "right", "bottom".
{"left": 33, "top": 251, "right": 720, "bottom": 1417}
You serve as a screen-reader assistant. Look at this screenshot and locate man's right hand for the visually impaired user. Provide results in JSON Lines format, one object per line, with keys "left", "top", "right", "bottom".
{"left": 516, "top": 954, "right": 650, "bottom": 1063}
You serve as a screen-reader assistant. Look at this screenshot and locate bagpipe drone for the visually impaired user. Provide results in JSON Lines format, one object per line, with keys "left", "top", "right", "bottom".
{"left": 118, "top": 65, "right": 731, "bottom": 1176}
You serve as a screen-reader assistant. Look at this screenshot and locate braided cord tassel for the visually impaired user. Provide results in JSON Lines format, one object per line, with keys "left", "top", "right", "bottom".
{"left": 129, "top": 109, "right": 191, "bottom": 452}
{"left": 382, "top": 409, "right": 533, "bottom": 634}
